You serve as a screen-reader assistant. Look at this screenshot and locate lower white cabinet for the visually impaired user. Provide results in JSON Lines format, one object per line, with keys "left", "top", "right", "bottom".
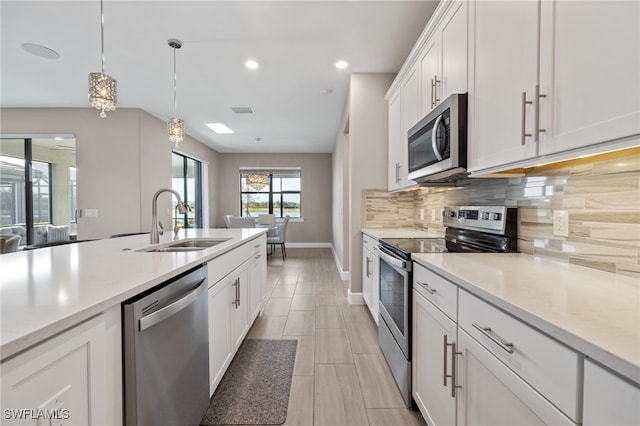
{"left": 1, "top": 307, "right": 122, "bottom": 426}
{"left": 583, "top": 359, "right": 640, "bottom": 426}
{"left": 456, "top": 329, "right": 574, "bottom": 426}
{"left": 412, "top": 289, "right": 457, "bottom": 426}
{"left": 362, "top": 237, "right": 379, "bottom": 324}
{"left": 207, "top": 235, "right": 267, "bottom": 396}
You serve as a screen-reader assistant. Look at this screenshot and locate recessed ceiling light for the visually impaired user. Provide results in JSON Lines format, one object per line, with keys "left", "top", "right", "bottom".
{"left": 206, "top": 123, "right": 234, "bottom": 134}
{"left": 245, "top": 60, "right": 259, "bottom": 70}
{"left": 335, "top": 60, "right": 349, "bottom": 69}
{"left": 22, "top": 43, "right": 60, "bottom": 59}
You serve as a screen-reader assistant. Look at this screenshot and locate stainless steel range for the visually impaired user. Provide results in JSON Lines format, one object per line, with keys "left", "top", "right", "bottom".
{"left": 377, "top": 205, "right": 518, "bottom": 407}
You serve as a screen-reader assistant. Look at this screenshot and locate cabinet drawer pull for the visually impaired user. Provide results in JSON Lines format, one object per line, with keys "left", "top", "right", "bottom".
{"left": 417, "top": 281, "right": 436, "bottom": 294}
{"left": 472, "top": 322, "right": 514, "bottom": 354}
{"left": 443, "top": 335, "right": 462, "bottom": 398}
{"left": 433, "top": 75, "right": 441, "bottom": 106}
{"left": 521, "top": 92, "right": 533, "bottom": 145}
{"left": 366, "top": 257, "right": 371, "bottom": 278}
{"left": 254, "top": 244, "right": 261, "bottom": 248}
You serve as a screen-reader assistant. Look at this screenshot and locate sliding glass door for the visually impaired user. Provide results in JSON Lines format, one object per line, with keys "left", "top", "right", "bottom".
{"left": 172, "top": 152, "right": 202, "bottom": 231}
{"left": 0, "top": 137, "right": 75, "bottom": 247}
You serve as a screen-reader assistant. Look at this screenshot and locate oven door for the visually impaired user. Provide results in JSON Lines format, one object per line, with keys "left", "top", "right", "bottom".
{"left": 378, "top": 246, "right": 411, "bottom": 359}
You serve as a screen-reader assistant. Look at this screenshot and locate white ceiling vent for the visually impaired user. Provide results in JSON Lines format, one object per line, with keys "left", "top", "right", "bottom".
{"left": 231, "top": 107, "right": 255, "bottom": 114}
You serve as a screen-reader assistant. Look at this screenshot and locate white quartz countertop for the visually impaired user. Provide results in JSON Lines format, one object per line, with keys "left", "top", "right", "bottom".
{"left": 362, "top": 228, "right": 444, "bottom": 240}
{"left": 412, "top": 253, "right": 640, "bottom": 384}
{"left": 0, "top": 228, "right": 266, "bottom": 361}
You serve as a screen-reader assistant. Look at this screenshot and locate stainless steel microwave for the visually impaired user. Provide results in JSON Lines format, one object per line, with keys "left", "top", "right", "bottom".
{"left": 407, "top": 93, "right": 467, "bottom": 184}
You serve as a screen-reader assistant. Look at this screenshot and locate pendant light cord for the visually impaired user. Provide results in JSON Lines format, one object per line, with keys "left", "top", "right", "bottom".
{"left": 100, "top": 0, "right": 105, "bottom": 73}
{"left": 173, "top": 46, "right": 178, "bottom": 116}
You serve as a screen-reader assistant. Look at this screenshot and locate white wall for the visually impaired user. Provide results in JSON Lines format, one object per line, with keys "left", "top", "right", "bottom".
{"left": 332, "top": 73, "right": 394, "bottom": 294}
{"left": 0, "top": 108, "right": 220, "bottom": 239}
{"left": 216, "top": 153, "right": 332, "bottom": 244}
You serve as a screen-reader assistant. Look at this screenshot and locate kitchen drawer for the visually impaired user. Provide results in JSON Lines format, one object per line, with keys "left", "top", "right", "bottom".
{"left": 207, "top": 237, "right": 262, "bottom": 287}
{"left": 413, "top": 262, "right": 457, "bottom": 321}
{"left": 362, "top": 234, "right": 378, "bottom": 251}
{"left": 458, "top": 290, "right": 581, "bottom": 423}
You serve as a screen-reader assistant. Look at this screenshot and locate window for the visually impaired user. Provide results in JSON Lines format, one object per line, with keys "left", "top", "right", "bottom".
{"left": 240, "top": 168, "right": 301, "bottom": 218}
{"left": 172, "top": 152, "right": 203, "bottom": 230}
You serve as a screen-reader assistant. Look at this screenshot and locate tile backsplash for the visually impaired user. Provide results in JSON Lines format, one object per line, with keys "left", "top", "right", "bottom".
{"left": 363, "top": 149, "right": 640, "bottom": 278}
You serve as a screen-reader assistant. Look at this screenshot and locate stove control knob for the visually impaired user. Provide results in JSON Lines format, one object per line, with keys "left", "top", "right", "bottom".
{"left": 443, "top": 210, "right": 455, "bottom": 218}
{"left": 492, "top": 212, "right": 502, "bottom": 220}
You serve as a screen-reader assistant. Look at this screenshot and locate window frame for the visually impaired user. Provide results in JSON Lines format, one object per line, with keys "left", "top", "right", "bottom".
{"left": 171, "top": 151, "right": 203, "bottom": 230}
{"left": 239, "top": 168, "right": 302, "bottom": 219}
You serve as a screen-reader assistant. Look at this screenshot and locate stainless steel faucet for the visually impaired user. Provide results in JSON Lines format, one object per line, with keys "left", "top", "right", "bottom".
{"left": 150, "top": 188, "right": 189, "bottom": 244}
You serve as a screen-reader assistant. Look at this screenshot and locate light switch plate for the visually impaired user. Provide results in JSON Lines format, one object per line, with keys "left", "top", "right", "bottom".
{"left": 553, "top": 210, "right": 569, "bottom": 237}
{"left": 83, "top": 209, "right": 99, "bottom": 218}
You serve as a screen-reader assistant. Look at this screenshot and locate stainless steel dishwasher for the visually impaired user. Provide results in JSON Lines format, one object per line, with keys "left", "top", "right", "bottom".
{"left": 123, "top": 265, "right": 209, "bottom": 426}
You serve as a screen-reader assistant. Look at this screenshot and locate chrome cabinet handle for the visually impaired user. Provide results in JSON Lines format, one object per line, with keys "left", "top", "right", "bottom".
{"left": 417, "top": 281, "right": 436, "bottom": 294}
{"left": 443, "top": 335, "right": 462, "bottom": 398}
{"left": 366, "top": 256, "right": 371, "bottom": 278}
{"left": 395, "top": 163, "right": 401, "bottom": 184}
{"left": 521, "top": 92, "right": 533, "bottom": 145}
{"left": 254, "top": 244, "right": 261, "bottom": 248}
{"left": 433, "top": 75, "right": 441, "bottom": 107}
{"left": 535, "top": 84, "right": 546, "bottom": 141}
{"left": 236, "top": 277, "right": 240, "bottom": 307}
{"left": 472, "top": 322, "right": 514, "bottom": 354}
{"left": 431, "top": 78, "right": 436, "bottom": 109}
{"left": 431, "top": 114, "right": 444, "bottom": 161}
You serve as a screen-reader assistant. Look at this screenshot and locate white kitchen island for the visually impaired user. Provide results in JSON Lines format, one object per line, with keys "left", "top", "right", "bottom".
{"left": 0, "top": 228, "right": 267, "bottom": 425}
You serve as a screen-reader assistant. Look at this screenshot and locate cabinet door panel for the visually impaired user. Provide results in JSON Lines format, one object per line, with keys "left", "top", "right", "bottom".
{"left": 208, "top": 282, "right": 231, "bottom": 395}
{"left": 420, "top": 38, "right": 440, "bottom": 117}
{"left": 413, "top": 290, "right": 456, "bottom": 426}
{"left": 456, "top": 330, "right": 574, "bottom": 426}
{"left": 583, "top": 360, "right": 640, "bottom": 425}
{"left": 388, "top": 91, "right": 402, "bottom": 191}
{"left": 469, "top": 0, "right": 538, "bottom": 171}
{"left": 539, "top": 0, "right": 640, "bottom": 155}
{"left": 440, "top": 0, "right": 468, "bottom": 101}
{"left": 231, "top": 268, "right": 249, "bottom": 349}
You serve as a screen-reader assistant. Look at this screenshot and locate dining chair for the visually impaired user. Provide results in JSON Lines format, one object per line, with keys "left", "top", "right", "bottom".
{"left": 227, "top": 216, "right": 257, "bottom": 228}
{"left": 267, "top": 215, "right": 290, "bottom": 259}
{"left": 0, "top": 235, "right": 20, "bottom": 254}
{"left": 223, "top": 214, "right": 233, "bottom": 228}
{"left": 257, "top": 214, "right": 276, "bottom": 228}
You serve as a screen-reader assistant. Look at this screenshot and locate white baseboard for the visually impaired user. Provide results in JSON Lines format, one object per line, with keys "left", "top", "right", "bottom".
{"left": 331, "top": 246, "right": 350, "bottom": 281}
{"left": 348, "top": 289, "right": 364, "bottom": 305}
{"left": 285, "top": 242, "right": 332, "bottom": 248}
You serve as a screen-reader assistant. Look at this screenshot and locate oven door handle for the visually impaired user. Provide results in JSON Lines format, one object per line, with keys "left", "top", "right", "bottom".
{"left": 431, "top": 114, "right": 444, "bottom": 161}
{"left": 378, "top": 245, "right": 411, "bottom": 272}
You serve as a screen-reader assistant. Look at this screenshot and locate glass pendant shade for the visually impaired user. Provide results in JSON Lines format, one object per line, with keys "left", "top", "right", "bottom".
{"left": 246, "top": 173, "right": 269, "bottom": 190}
{"left": 168, "top": 117, "right": 184, "bottom": 145}
{"left": 88, "top": 72, "right": 117, "bottom": 118}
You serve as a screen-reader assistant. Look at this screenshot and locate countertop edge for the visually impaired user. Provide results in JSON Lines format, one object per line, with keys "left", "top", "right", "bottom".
{"left": 0, "top": 230, "right": 267, "bottom": 362}
{"left": 413, "top": 254, "right": 640, "bottom": 386}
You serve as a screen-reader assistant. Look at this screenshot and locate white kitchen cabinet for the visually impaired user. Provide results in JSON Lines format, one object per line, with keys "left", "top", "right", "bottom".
{"left": 207, "top": 235, "right": 267, "bottom": 396}
{"left": 1, "top": 309, "right": 122, "bottom": 426}
{"left": 248, "top": 238, "right": 267, "bottom": 322}
{"left": 362, "top": 234, "right": 379, "bottom": 324}
{"left": 412, "top": 289, "right": 457, "bottom": 426}
{"left": 459, "top": 290, "right": 580, "bottom": 422}
{"left": 387, "top": 69, "right": 419, "bottom": 191}
{"left": 468, "top": 0, "right": 539, "bottom": 172}
{"left": 583, "top": 359, "right": 640, "bottom": 426}
{"left": 420, "top": 0, "right": 468, "bottom": 117}
{"left": 456, "top": 329, "right": 574, "bottom": 426}
{"left": 208, "top": 276, "right": 232, "bottom": 396}
{"left": 538, "top": 1, "right": 640, "bottom": 156}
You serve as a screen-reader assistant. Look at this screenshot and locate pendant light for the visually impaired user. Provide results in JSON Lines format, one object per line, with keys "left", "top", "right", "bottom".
{"left": 168, "top": 38, "right": 184, "bottom": 147}
{"left": 88, "top": 0, "right": 117, "bottom": 118}
{"left": 246, "top": 138, "right": 269, "bottom": 190}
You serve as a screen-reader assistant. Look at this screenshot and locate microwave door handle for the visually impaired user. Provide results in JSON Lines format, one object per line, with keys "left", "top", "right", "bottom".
{"left": 431, "top": 114, "right": 444, "bottom": 161}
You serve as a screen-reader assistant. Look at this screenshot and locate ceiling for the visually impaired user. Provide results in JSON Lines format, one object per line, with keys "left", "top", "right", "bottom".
{"left": 1, "top": 1, "right": 438, "bottom": 153}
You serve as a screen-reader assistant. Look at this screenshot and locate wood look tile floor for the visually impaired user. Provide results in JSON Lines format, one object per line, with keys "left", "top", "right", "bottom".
{"left": 246, "top": 248, "right": 426, "bottom": 426}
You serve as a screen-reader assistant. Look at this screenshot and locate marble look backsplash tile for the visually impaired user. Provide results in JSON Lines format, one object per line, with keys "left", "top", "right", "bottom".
{"left": 362, "top": 149, "right": 640, "bottom": 278}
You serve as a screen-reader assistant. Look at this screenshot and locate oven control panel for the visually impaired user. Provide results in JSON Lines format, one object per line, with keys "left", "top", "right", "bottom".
{"left": 442, "top": 206, "right": 515, "bottom": 234}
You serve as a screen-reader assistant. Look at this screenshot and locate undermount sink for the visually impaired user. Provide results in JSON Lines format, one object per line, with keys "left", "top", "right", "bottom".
{"left": 137, "top": 238, "right": 231, "bottom": 253}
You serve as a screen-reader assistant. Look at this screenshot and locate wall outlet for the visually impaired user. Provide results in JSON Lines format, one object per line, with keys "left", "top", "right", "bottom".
{"left": 419, "top": 208, "right": 424, "bottom": 221}
{"left": 553, "top": 210, "right": 569, "bottom": 237}
{"left": 83, "top": 209, "right": 99, "bottom": 218}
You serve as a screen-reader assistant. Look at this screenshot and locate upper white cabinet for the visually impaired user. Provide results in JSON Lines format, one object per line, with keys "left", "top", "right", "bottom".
{"left": 538, "top": 1, "right": 640, "bottom": 156}
{"left": 468, "top": 0, "right": 539, "bottom": 171}
{"left": 420, "top": 0, "right": 468, "bottom": 117}
{"left": 469, "top": 0, "right": 640, "bottom": 173}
